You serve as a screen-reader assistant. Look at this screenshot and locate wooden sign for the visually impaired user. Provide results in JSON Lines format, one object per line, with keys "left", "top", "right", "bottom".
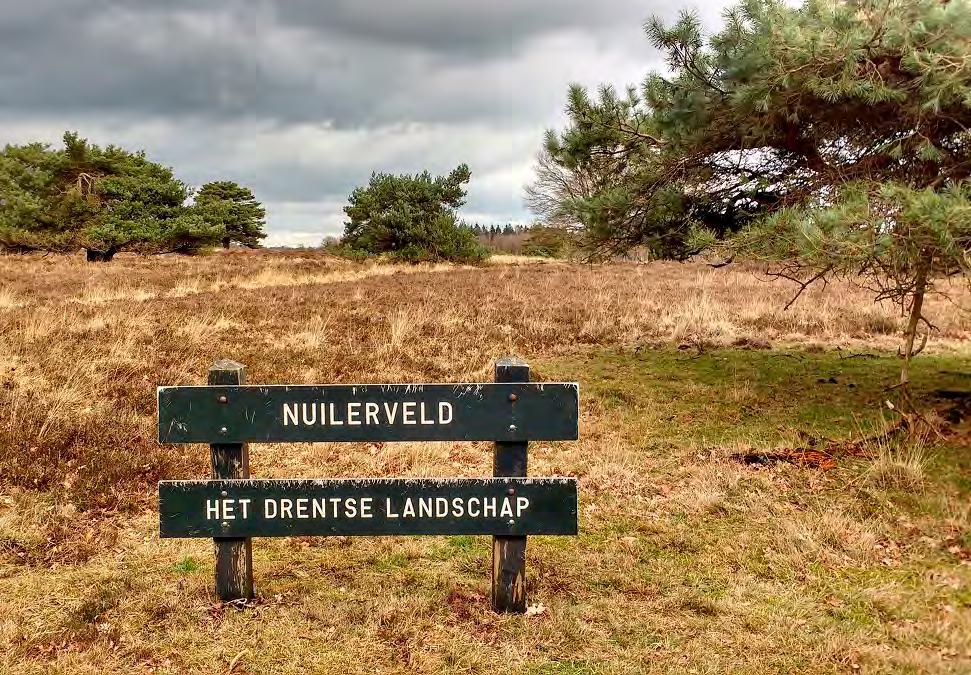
{"left": 158, "top": 357, "right": 579, "bottom": 613}
{"left": 159, "top": 478, "right": 578, "bottom": 538}
{"left": 158, "top": 382, "right": 579, "bottom": 444}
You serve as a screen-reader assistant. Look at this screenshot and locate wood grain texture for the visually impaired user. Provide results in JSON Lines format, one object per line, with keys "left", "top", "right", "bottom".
{"left": 492, "top": 357, "right": 529, "bottom": 613}
{"left": 208, "top": 360, "right": 254, "bottom": 602}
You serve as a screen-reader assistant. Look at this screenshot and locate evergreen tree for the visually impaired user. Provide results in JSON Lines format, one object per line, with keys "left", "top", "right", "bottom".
{"left": 194, "top": 181, "right": 266, "bottom": 248}
{"left": 536, "top": 0, "right": 971, "bottom": 391}
{"left": 0, "top": 132, "right": 221, "bottom": 261}
{"left": 342, "top": 164, "right": 486, "bottom": 263}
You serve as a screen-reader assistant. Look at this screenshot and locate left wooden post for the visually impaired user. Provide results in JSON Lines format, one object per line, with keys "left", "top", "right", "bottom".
{"left": 208, "top": 359, "right": 254, "bottom": 602}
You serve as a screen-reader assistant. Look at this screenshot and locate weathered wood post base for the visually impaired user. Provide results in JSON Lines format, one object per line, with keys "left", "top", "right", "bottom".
{"left": 209, "top": 359, "right": 254, "bottom": 602}
{"left": 492, "top": 357, "right": 529, "bottom": 613}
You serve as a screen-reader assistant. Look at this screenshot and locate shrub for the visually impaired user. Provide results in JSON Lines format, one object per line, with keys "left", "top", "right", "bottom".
{"left": 341, "top": 165, "right": 487, "bottom": 264}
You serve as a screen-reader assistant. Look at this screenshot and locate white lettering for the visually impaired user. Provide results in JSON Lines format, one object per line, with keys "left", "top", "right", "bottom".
{"left": 296, "top": 498, "right": 309, "bottom": 519}
{"left": 418, "top": 497, "right": 433, "bottom": 517}
{"left": 516, "top": 497, "right": 529, "bottom": 517}
{"left": 328, "top": 402, "right": 344, "bottom": 426}
{"left": 360, "top": 497, "right": 373, "bottom": 518}
{"left": 386, "top": 497, "right": 398, "bottom": 518}
{"left": 439, "top": 402, "right": 453, "bottom": 424}
{"left": 264, "top": 499, "right": 278, "bottom": 518}
{"left": 206, "top": 499, "right": 220, "bottom": 520}
{"left": 300, "top": 403, "right": 316, "bottom": 425}
{"left": 467, "top": 497, "right": 480, "bottom": 517}
{"left": 483, "top": 498, "right": 497, "bottom": 518}
{"left": 500, "top": 498, "right": 514, "bottom": 518}
{"left": 279, "top": 498, "right": 293, "bottom": 519}
{"left": 345, "top": 498, "right": 358, "bottom": 518}
{"left": 451, "top": 497, "right": 465, "bottom": 517}
{"left": 239, "top": 498, "right": 251, "bottom": 519}
{"left": 402, "top": 402, "right": 416, "bottom": 425}
{"left": 435, "top": 497, "right": 448, "bottom": 517}
{"left": 329, "top": 497, "right": 341, "bottom": 517}
{"left": 402, "top": 498, "right": 415, "bottom": 518}
{"left": 313, "top": 498, "right": 326, "bottom": 518}
{"left": 283, "top": 403, "right": 299, "bottom": 426}
{"left": 222, "top": 499, "right": 235, "bottom": 520}
{"left": 365, "top": 402, "right": 379, "bottom": 425}
{"left": 284, "top": 399, "right": 458, "bottom": 427}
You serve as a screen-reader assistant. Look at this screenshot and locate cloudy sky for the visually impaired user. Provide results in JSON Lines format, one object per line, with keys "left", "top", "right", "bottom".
{"left": 0, "top": 1, "right": 732, "bottom": 246}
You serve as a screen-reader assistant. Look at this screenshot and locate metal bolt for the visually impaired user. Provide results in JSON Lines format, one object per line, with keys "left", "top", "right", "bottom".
{"left": 219, "top": 426, "right": 228, "bottom": 434}
{"left": 507, "top": 519, "right": 515, "bottom": 526}
{"left": 220, "top": 491, "right": 228, "bottom": 497}
{"left": 508, "top": 424, "right": 517, "bottom": 432}
{"left": 506, "top": 488, "right": 516, "bottom": 496}
{"left": 217, "top": 395, "right": 228, "bottom": 404}
{"left": 508, "top": 393, "right": 518, "bottom": 402}
{"left": 221, "top": 521, "right": 229, "bottom": 528}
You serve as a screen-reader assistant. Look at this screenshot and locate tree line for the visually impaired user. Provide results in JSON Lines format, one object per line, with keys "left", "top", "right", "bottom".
{"left": 528, "top": 0, "right": 971, "bottom": 391}
{"left": 470, "top": 224, "right": 529, "bottom": 238}
{"left": 0, "top": 132, "right": 266, "bottom": 261}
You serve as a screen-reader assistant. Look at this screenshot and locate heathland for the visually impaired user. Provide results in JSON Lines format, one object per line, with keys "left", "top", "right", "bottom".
{"left": 1, "top": 250, "right": 970, "bottom": 674}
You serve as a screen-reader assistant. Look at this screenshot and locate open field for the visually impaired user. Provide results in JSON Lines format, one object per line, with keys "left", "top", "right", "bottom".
{"left": 1, "top": 250, "right": 970, "bottom": 674}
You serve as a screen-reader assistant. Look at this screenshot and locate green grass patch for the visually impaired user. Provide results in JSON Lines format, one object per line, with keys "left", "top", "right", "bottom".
{"left": 548, "top": 348, "right": 970, "bottom": 448}
{"left": 170, "top": 556, "right": 201, "bottom": 574}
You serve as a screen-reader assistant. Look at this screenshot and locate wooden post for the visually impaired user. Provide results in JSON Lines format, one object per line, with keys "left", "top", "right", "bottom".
{"left": 492, "top": 357, "right": 529, "bottom": 613}
{"left": 209, "top": 359, "right": 254, "bottom": 602}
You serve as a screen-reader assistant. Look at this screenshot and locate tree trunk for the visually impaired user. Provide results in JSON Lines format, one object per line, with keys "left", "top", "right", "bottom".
{"left": 900, "top": 259, "right": 931, "bottom": 392}
{"left": 222, "top": 237, "right": 231, "bottom": 249}
{"left": 85, "top": 247, "right": 117, "bottom": 262}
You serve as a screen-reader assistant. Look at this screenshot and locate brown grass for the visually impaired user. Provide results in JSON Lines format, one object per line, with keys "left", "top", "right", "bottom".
{"left": 0, "top": 249, "right": 970, "bottom": 674}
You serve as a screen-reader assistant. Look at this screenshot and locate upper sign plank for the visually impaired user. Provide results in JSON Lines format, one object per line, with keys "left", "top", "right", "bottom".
{"left": 158, "top": 382, "right": 579, "bottom": 444}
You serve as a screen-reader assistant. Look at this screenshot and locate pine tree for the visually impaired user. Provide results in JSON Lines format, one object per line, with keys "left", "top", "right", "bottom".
{"left": 342, "top": 164, "right": 486, "bottom": 263}
{"left": 194, "top": 181, "right": 267, "bottom": 248}
{"left": 536, "top": 0, "right": 971, "bottom": 392}
{"left": 0, "top": 132, "right": 221, "bottom": 260}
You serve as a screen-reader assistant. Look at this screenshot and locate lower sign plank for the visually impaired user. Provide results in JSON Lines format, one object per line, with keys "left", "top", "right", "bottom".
{"left": 159, "top": 478, "right": 578, "bottom": 538}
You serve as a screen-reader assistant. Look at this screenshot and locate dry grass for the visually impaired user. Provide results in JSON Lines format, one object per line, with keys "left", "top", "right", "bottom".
{"left": 0, "top": 249, "right": 970, "bottom": 674}
{"left": 864, "top": 434, "right": 929, "bottom": 491}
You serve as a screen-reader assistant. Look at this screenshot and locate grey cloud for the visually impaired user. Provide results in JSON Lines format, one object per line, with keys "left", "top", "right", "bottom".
{"left": 0, "top": 0, "right": 736, "bottom": 244}
{"left": 0, "top": 1, "right": 725, "bottom": 125}
{"left": 273, "top": 0, "right": 654, "bottom": 53}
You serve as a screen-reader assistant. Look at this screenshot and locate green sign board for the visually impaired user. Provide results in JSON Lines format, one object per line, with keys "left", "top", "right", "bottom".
{"left": 158, "top": 383, "right": 579, "bottom": 444}
{"left": 159, "top": 478, "right": 578, "bottom": 538}
{"left": 157, "top": 358, "right": 580, "bottom": 612}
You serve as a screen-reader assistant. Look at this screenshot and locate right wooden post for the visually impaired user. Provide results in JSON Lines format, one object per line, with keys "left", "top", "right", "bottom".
{"left": 492, "top": 357, "right": 529, "bottom": 613}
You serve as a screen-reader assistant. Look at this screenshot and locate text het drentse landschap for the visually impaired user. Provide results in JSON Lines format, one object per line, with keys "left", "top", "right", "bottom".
{"left": 204, "top": 494, "right": 531, "bottom": 522}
